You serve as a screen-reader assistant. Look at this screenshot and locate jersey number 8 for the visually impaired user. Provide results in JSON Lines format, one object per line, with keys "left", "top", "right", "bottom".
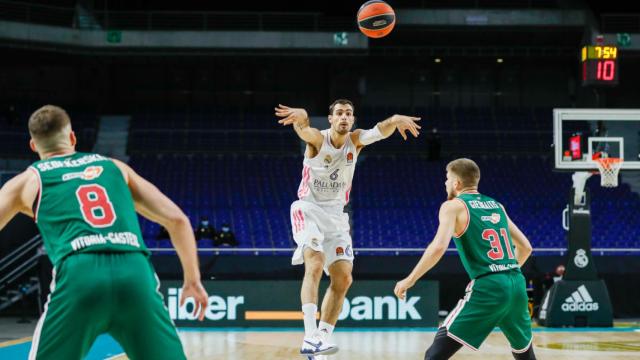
{"left": 75, "top": 184, "right": 117, "bottom": 228}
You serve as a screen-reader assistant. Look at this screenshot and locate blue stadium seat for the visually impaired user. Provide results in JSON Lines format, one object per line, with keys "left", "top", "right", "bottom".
{"left": 126, "top": 121, "right": 640, "bottom": 255}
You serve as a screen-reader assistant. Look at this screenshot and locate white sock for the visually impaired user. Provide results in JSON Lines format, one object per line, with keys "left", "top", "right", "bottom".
{"left": 317, "top": 321, "right": 335, "bottom": 340}
{"left": 302, "top": 303, "right": 317, "bottom": 338}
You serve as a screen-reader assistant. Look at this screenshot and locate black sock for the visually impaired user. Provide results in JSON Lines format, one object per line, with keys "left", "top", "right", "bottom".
{"left": 424, "top": 327, "right": 463, "bottom": 360}
{"left": 512, "top": 344, "right": 536, "bottom": 360}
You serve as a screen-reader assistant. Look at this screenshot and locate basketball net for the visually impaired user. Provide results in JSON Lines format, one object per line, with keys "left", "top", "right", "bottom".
{"left": 595, "top": 158, "right": 623, "bottom": 187}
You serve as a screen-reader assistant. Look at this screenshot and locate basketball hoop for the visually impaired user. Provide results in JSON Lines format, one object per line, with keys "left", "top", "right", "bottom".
{"left": 595, "top": 158, "right": 623, "bottom": 187}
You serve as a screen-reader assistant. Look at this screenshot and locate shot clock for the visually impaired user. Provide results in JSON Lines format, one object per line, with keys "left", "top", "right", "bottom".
{"left": 581, "top": 45, "right": 619, "bottom": 86}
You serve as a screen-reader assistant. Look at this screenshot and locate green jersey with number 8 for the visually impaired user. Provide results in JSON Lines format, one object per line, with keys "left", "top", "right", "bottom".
{"left": 30, "top": 152, "right": 149, "bottom": 267}
{"left": 453, "top": 192, "right": 520, "bottom": 279}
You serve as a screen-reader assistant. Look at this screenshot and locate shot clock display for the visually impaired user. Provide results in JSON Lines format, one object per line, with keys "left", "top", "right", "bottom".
{"left": 581, "top": 45, "right": 619, "bottom": 86}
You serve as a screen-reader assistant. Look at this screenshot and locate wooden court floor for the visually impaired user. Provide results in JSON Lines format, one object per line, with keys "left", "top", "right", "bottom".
{"left": 2, "top": 316, "right": 637, "bottom": 359}
{"left": 165, "top": 329, "right": 640, "bottom": 359}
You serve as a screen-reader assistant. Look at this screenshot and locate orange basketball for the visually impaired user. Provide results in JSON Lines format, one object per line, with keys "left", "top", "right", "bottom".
{"left": 357, "top": 0, "right": 396, "bottom": 38}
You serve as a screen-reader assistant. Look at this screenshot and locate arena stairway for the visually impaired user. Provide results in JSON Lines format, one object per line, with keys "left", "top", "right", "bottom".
{"left": 0, "top": 235, "right": 42, "bottom": 312}
{"left": 93, "top": 115, "right": 130, "bottom": 162}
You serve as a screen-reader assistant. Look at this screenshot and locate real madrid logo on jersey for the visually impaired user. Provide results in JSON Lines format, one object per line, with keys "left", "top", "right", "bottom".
{"left": 324, "top": 155, "right": 332, "bottom": 168}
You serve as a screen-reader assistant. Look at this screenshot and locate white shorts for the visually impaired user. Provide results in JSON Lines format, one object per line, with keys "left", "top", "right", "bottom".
{"left": 290, "top": 200, "right": 354, "bottom": 275}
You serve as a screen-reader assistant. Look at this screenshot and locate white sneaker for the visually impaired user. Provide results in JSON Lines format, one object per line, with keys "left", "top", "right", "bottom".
{"left": 300, "top": 334, "right": 338, "bottom": 356}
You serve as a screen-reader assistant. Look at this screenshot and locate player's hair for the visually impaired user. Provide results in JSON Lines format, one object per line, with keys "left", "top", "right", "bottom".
{"left": 28, "top": 105, "right": 72, "bottom": 151}
{"left": 329, "top": 99, "right": 354, "bottom": 115}
{"left": 446, "top": 158, "right": 481, "bottom": 188}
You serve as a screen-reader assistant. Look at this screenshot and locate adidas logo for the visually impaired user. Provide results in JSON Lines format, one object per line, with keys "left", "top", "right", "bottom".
{"left": 561, "top": 285, "right": 599, "bottom": 312}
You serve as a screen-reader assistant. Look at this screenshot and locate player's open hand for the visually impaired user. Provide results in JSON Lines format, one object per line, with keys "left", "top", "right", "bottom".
{"left": 394, "top": 277, "right": 416, "bottom": 300}
{"left": 275, "top": 104, "right": 308, "bottom": 126}
{"left": 393, "top": 115, "right": 421, "bottom": 140}
{"left": 180, "top": 281, "right": 209, "bottom": 321}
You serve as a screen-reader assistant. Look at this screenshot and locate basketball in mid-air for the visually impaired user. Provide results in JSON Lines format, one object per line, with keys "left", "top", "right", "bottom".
{"left": 357, "top": 1, "right": 396, "bottom": 38}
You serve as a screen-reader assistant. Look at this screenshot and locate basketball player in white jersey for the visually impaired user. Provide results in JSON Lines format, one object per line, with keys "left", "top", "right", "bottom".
{"left": 276, "top": 100, "right": 421, "bottom": 358}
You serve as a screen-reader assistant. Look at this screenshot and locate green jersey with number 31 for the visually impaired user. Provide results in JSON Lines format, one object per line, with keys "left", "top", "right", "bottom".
{"left": 30, "top": 152, "right": 149, "bottom": 267}
{"left": 453, "top": 192, "right": 520, "bottom": 279}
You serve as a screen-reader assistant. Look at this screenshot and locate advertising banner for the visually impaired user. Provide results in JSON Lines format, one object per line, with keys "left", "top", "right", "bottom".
{"left": 538, "top": 279, "right": 613, "bottom": 327}
{"left": 161, "top": 280, "right": 439, "bottom": 327}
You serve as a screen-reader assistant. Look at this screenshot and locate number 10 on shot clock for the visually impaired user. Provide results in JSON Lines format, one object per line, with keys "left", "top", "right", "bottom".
{"left": 581, "top": 45, "right": 619, "bottom": 86}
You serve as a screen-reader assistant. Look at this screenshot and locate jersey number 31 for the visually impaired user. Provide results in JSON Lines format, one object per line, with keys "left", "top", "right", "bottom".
{"left": 482, "top": 228, "right": 515, "bottom": 260}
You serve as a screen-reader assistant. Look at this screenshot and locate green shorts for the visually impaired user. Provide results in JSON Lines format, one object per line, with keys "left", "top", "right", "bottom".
{"left": 442, "top": 271, "right": 532, "bottom": 352}
{"left": 29, "top": 252, "right": 186, "bottom": 360}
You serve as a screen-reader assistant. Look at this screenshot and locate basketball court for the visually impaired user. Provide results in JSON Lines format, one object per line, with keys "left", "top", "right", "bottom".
{"left": 1, "top": 107, "right": 636, "bottom": 359}
{"left": 1, "top": 2, "right": 640, "bottom": 360}
{"left": 1, "top": 317, "right": 639, "bottom": 359}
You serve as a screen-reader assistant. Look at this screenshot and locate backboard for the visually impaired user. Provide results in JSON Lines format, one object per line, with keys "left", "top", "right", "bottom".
{"left": 553, "top": 109, "right": 640, "bottom": 171}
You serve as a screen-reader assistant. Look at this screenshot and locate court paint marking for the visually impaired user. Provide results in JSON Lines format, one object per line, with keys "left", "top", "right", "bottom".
{"left": 0, "top": 336, "right": 31, "bottom": 348}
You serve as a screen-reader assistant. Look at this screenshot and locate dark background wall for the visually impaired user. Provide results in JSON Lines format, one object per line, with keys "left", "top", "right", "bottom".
{"left": 3, "top": 50, "right": 639, "bottom": 115}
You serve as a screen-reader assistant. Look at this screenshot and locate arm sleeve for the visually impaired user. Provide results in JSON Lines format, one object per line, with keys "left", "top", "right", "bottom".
{"left": 358, "top": 125, "right": 385, "bottom": 145}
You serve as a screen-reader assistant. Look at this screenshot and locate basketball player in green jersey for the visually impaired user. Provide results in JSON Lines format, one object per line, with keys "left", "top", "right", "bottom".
{"left": 394, "top": 158, "right": 536, "bottom": 360}
{"left": 0, "top": 105, "right": 209, "bottom": 360}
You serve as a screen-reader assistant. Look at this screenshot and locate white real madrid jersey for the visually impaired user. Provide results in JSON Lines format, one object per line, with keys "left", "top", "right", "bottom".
{"left": 297, "top": 129, "right": 358, "bottom": 208}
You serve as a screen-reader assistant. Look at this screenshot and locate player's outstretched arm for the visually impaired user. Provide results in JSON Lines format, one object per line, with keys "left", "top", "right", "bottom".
{"left": 501, "top": 205, "right": 533, "bottom": 266}
{"left": 275, "top": 104, "right": 323, "bottom": 149}
{"left": 352, "top": 114, "right": 421, "bottom": 149}
{"left": 394, "top": 200, "right": 460, "bottom": 300}
{"left": 113, "top": 159, "right": 209, "bottom": 321}
{"left": 0, "top": 170, "right": 37, "bottom": 230}
{"left": 378, "top": 114, "right": 422, "bottom": 140}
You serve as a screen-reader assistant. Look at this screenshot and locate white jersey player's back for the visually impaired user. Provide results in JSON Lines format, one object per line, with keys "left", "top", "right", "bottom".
{"left": 297, "top": 129, "right": 358, "bottom": 208}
